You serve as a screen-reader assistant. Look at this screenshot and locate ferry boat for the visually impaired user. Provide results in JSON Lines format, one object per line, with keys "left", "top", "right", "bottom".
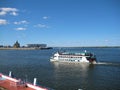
{"left": 50, "top": 50, "right": 97, "bottom": 64}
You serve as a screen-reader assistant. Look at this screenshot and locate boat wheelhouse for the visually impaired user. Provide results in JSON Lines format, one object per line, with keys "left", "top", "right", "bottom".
{"left": 50, "top": 50, "right": 96, "bottom": 64}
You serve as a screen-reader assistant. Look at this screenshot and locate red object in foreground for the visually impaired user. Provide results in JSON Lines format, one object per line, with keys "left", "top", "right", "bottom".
{"left": 0, "top": 73, "right": 48, "bottom": 90}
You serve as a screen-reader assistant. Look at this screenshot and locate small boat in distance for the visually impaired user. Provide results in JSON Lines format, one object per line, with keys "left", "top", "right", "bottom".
{"left": 50, "top": 50, "right": 97, "bottom": 64}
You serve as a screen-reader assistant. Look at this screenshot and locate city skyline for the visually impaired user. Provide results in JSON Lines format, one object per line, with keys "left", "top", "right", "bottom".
{"left": 0, "top": 0, "right": 120, "bottom": 47}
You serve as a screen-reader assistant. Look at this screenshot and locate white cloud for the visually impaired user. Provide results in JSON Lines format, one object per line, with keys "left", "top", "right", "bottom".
{"left": 0, "top": 7, "right": 18, "bottom": 16}
{"left": 43, "top": 16, "right": 49, "bottom": 20}
{"left": 15, "top": 27, "right": 26, "bottom": 31}
{"left": 0, "top": 11, "right": 6, "bottom": 16}
{"left": 14, "top": 20, "right": 29, "bottom": 25}
{"left": 10, "top": 11, "right": 18, "bottom": 16}
{"left": 0, "top": 19, "right": 8, "bottom": 25}
{"left": 34, "top": 24, "right": 49, "bottom": 28}
{"left": 104, "top": 40, "right": 109, "bottom": 42}
{"left": 0, "top": 7, "right": 17, "bottom": 12}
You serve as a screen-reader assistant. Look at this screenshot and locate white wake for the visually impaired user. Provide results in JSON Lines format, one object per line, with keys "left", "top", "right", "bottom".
{"left": 95, "top": 61, "right": 120, "bottom": 66}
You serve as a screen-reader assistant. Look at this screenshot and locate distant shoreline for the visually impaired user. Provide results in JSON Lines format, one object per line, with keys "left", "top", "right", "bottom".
{"left": 51, "top": 46, "right": 120, "bottom": 48}
{"left": 56, "top": 46, "right": 120, "bottom": 48}
{"left": 0, "top": 47, "right": 52, "bottom": 50}
{"left": 0, "top": 46, "right": 120, "bottom": 50}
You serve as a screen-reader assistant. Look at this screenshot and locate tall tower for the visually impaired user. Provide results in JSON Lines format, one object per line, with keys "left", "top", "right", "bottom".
{"left": 13, "top": 41, "right": 20, "bottom": 48}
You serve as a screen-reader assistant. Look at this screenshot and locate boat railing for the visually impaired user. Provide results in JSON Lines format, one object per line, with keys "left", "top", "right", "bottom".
{"left": 0, "top": 72, "right": 53, "bottom": 90}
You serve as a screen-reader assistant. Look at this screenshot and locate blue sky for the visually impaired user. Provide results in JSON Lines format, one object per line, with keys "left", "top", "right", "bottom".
{"left": 0, "top": 0, "right": 120, "bottom": 47}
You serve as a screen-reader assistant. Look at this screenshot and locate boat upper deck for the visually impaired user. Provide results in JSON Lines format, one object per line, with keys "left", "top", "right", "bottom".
{"left": 58, "top": 51, "right": 93, "bottom": 56}
{"left": 0, "top": 74, "right": 48, "bottom": 90}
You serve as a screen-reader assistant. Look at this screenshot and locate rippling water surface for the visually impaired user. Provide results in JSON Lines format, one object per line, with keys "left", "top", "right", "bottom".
{"left": 0, "top": 47, "right": 120, "bottom": 90}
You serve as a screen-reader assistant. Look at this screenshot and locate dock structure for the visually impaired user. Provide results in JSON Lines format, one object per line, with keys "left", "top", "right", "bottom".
{"left": 0, "top": 73, "right": 48, "bottom": 90}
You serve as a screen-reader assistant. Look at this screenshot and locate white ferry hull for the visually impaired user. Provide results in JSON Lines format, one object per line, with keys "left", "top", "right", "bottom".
{"left": 50, "top": 59, "right": 58, "bottom": 62}
{"left": 50, "top": 59, "right": 90, "bottom": 64}
{"left": 50, "top": 50, "right": 97, "bottom": 64}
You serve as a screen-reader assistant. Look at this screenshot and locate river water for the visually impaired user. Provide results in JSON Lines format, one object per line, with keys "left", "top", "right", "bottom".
{"left": 0, "top": 47, "right": 120, "bottom": 90}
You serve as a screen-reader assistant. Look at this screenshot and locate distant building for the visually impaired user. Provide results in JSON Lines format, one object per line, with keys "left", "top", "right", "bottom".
{"left": 4, "top": 45, "right": 11, "bottom": 48}
{"left": 0, "top": 45, "right": 3, "bottom": 48}
{"left": 26, "top": 44, "right": 47, "bottom": 48}
{"left": 13, "top": 41, "right": 20, "bottom": 48}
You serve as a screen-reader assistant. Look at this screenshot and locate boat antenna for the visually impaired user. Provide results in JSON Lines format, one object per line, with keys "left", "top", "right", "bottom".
{"left": 9, "top": 71, "right": 12, "bottom": 77}
{"left": 85, "top": 50, "right": 87, "bottom": 52}
{"left": 33, "top": 78, "right": 37, "bottom": 86}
